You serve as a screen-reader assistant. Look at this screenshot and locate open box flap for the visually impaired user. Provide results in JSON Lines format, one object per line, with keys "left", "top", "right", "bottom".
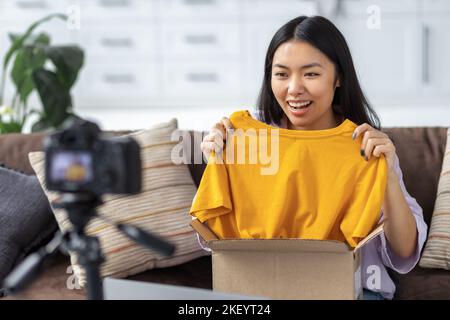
{"left": 353, "top": 222, "right": 385, "bottom": 253}
{"left": 190, "top": 219, "right": 350, "bottom": 253}
{"left": 190, "top": 218, "right": 219, "bottom": 241}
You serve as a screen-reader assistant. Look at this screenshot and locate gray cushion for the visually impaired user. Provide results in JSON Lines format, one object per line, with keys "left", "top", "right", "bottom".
{"left": 0, "top": 164, "right": 57, "bottom": 284}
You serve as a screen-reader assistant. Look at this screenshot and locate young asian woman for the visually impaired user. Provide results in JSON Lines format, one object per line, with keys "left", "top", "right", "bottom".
{"left": 199, "top": 16, "right": 427, "bottom": 300}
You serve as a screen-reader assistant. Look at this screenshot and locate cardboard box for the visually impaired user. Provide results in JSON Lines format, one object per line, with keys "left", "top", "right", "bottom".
{"left": 190, "top": 219, "right": 384, "bottom": 300}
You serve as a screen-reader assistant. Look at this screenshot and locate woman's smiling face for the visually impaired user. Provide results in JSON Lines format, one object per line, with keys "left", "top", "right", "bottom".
{"left": 271, "top": 39, "right": 341, "bottom": 130}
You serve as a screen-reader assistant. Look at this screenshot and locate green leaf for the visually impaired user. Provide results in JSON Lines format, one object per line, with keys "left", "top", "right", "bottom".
{"left": 8, "top": 33, "right": 19, "bottom": 43}
{"left": 32, "top": 68, "right": 72, "bottom": 128}
{"left": 31, "top": 32, "right": 51, "bottom": 46}
{"left": 3, "top": 13, "right": 66, "bottom": 70}
{"left": 11, "top": 46, "right": 47, "bottom": 103}
{"left": 0, "top": 120, "right": 22, "bottom": 133}
{"left": 9, "top": 32, "right": 50, "bottom": 46}
{"left": 45, "top": 46, "right": 84, "bottom": 90}
{"left": 17, "top": 71, "right": 35, "bottom": 103}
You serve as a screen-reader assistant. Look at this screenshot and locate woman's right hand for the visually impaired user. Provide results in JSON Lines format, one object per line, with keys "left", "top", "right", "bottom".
{"left": 201, "top": 117, "right": 234, "bottom": 161}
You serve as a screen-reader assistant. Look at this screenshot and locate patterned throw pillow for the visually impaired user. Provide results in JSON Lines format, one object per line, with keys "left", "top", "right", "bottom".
{"left": 419, "top": 128, "right": 450, "bottom": 270}
{"left": 28, "top": 119, "right": 208, "bottom": 286}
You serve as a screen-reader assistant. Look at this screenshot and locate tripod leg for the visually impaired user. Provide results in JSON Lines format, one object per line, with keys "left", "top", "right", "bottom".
{"left": 84, "top": 263, "right": 104, "bottom": 300}
{"left": 1, "top": 231, "right": 63, "bottom": 295}
{"left": 68, "top": 233, "right": 105, "bottom": 300}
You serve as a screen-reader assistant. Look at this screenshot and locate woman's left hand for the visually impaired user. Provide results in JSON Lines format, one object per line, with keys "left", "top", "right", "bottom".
{"left": 352, "top": 123, "right": 397, "bottom": 178}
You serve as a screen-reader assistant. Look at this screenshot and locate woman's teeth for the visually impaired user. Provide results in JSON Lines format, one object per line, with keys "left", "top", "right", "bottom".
{"left": 289, "top": 101, "right": 312, "bottom": 109}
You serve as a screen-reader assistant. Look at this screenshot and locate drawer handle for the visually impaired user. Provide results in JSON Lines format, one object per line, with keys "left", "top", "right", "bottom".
{"left": 101, "top": 38, "right": 134, "bottom": 48}
{"left": 187, "top": 73, "right": 218, "bottom": 82}
{"left": 422, "top": 25, "right": 430, "bottom": 84}
{"left": 103, "top": 74, "right": 135, "bottom": 84}
{"left": 183, "top": 0, "right": 216, "bottom": 6}
{"left": 184, "top": 34, "right": 217, "bottom": 45}
{"left": 16, "top": 1, "right": 48, "bottom": 9}
{"left": 99, "top": 0, "right": 131, "bottom": 8}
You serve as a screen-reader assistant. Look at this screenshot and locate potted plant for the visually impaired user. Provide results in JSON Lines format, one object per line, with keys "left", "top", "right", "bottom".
{"left": 0, "top": 13, "right": 84, "bottom": 133}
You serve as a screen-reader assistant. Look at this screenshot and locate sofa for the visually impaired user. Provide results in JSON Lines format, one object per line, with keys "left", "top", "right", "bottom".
{"left": 0, "top": 126, "right": 449, "bottom": 300}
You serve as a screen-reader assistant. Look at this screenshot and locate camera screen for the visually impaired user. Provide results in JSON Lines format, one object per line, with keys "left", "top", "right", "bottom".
{"left": 50, "top": 151, "right": 93, "bottom": 184}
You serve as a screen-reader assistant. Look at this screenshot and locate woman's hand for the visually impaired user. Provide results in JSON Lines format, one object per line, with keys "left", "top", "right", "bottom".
{"left": 352, "top": 123, "right": 397, "bottom": 178}
{"left": 200, "top": 117, "right": 234, "bottom": 160}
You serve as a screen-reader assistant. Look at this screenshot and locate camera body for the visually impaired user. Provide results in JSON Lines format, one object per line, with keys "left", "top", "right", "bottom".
{"left": 44, "top": 119, "right": 141, "bottom": 195}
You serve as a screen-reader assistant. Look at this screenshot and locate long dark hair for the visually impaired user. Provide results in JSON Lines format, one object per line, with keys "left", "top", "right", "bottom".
{"left": 257, "top": 16, "right": 381, "bottom": 129}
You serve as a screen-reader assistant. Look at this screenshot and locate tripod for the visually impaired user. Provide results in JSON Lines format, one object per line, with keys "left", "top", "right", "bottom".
{"left": 2, "top": 192, "right": 176, "bottom": 300}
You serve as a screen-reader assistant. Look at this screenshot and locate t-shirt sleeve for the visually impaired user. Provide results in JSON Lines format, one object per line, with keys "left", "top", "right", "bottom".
{"left": 340, "top": 155, "right": 388, "bottom": 248}
{"left": 189, "top": 152, "right": 233, "bottom": 223}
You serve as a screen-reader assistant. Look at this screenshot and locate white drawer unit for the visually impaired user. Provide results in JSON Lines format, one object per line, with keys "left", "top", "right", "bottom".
{"left": 160, "top": 0, "right": 241, "bottom": 21}
{"left": 1, "top": 0, "right": 70, "bottom": 21}
{"left": 163, "top": 61, "right": 242, "bottom": 98}
{"left": 422, "top": 0, "right": 450, "bottom": 14}
{"left": 161, "top": 22, "right": 241, "bottom": 59}
{"left": 339, "top": 0, "right": 419, "bottom": 16}
{"left": 420, "top": 17, "right": 450, "bottom": 97}
{"left": 78, "top": 62, "right": 160, "bottom": 107}
{"left": 243, "top": 0, "right": 317, "bottom": 20}
{"left": 77, "top": 24, "right": 158, "bottom": 60}
{"left": 338, "top": 16, "right": 421, "bottom": 100}
{"left": 77, "top": 0, "right": 155, "bottom": 19}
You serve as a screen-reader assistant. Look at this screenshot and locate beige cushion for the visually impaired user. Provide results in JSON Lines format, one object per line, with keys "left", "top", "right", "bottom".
{"left": 419, "top": 128, "right": 450, "bottom": 270}
{"left": 28, "top": 119, "right": 207, "bottom": 286}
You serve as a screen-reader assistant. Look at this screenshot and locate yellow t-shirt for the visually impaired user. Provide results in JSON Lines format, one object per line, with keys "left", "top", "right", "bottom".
{"left": 190, "top": 110, "right": 387, "bottom": 248}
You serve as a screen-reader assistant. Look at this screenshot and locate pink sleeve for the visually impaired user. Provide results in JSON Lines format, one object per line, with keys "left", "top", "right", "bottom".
{"left": 378, "top": 154, "right": 428, "bottom": 273}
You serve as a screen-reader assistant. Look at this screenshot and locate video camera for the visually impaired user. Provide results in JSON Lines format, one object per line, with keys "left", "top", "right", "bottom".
{"left": 44, "top": 119, "right": 141, "bottom": 195}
